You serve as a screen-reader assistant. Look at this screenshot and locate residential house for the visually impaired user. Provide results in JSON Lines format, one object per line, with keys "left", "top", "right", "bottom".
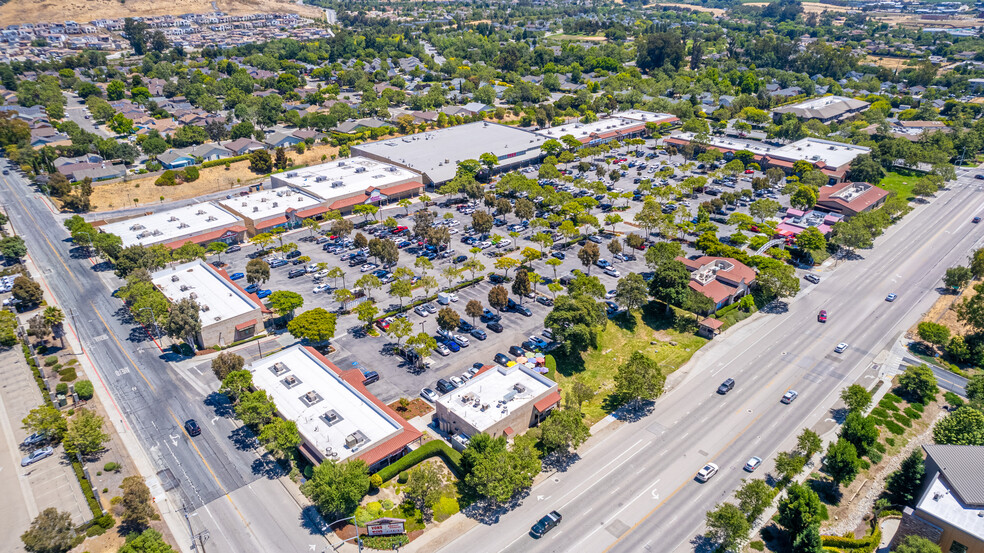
{"left": 264, "top": 132, "right": 302, "bottom": 149}
{"left": 816, "top": 181, "right": 889, "bottom": 217}
{"left": 223, "top": 138, "right": 266, "bottom": 156}
{"left": 678, "top": 256, "right": 756, "bottom": 311}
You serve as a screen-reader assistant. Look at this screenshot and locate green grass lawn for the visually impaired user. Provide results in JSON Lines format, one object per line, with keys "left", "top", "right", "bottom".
{"left": 879, "top": 171, "right": 919, "bottom": 201}
{"left": 552, "top": 303, "right": 707, "bottom": 424}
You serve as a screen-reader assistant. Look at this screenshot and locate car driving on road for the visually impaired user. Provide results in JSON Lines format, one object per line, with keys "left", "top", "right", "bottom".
{"left": 696, "top": 462, "right": 719, "bottom": 482}
{"left": 717, "top": 378, "right": 735, "bottom": 394}
{"left": 744, "top": 457, "right": 762, "bottom": 472}
{"left": 530, "top": 511, "right": 562, "bottom": 538}
{"left": 834, "top": 342, "right": 849, "bottom": 353}
{"left": 781, "top": 390, "right": 799, "bottom": 404}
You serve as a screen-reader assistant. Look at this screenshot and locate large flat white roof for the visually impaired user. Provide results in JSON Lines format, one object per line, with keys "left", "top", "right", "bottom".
{"left": 100, "top": 203, "right": 243, "bottom": 248}
{"left": 218, "top": 187, "right": 323, "bottom": 221}
{"left": 249, "top": 346, "right": 403, "bottom": 463}
{"left": 669, "top": 133, "right": 869, "bottom": 168}
{"left": 918, "top": 472, "right": 984, "bottom": 542}
{"left": 152, "top": 260, "right": 259, "bottom": 325}
{"left": 270, "top": 157, "right": 419, "bottom": 201}
{"left": 437, "top": 364, "right": 556, "bottom": 433}
{"left": 536, "top": 111, "right": 677, "bottom": 141}
{"left": 354, "top": 122, "right": 546, "bottom": 184}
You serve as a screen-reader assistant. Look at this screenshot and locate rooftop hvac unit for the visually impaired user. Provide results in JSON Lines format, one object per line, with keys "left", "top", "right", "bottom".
{"left": 322, "top": 409, "right": 342, "bottom": 425}
{"left": 286, "top": 171, "right": 298, "bottom": 177}
{"left": 338, "top": 161, "right": 346, "bottom": 166}
{"left": 276, "top": 191, "right": 284, "bottom": 197}
{"left": 206, "top": 215, "right": 217, "bottom": 222}
{"left": 168, "top": 216, "right": 178, "bottom": 222}
{"left": 201, "top": 304, "right": 209, "bottom": 311}
{"left": 129, "top": 224, "right": 145, "bottom": 231}
{"left": 179, "top": 285, "right": 189, "bottom": 291}
{"left": 153, "top": 230, "right": 162, "bottom": 236}
{"left": 332, "top": 180, "right": 343, "bottom": 187}
{"left": 355, "top": 167, "right": 366, "bottom": 173}
{"left": 253, "top": 207, "right": 259, "bottom": 212}
{"left": 171, "top": 275, "right": 180, "bottom": 282}
{"left": 189, "top": 292, "right": 197, "bottom": 300}
{"left": 272, "top": 202, "right": 278, "bottom": 208}
{"left": 241, "top": 201, "right": 247, "bottom": 206}
{"left": 178, "top": 222, "right": 189, "bottom": 229}
{"left": 315, "top": 175, "right": 327, "bottom": 182}
{"left": 196, "top": 209, "right": 206, "bottom": 215}
{"left": 271, "top": 362, "right": 288, "bottom": 375}
{"left": 261, "top": 197, "right": 269, "bottom": 203}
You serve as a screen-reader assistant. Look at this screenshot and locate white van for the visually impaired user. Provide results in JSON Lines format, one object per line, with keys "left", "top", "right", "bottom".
{"left": 437, "top": 292, "right": 458, "bottom": 305}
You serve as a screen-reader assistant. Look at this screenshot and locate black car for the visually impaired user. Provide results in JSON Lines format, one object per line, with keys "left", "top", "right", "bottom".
{"left": 436, "top": 378, "right": 456, "bottom": 394}
{"left": 285, "top": 250, "right": 301, "bottom": 259}
{"left": 184, "top": 419, "right": 201, "bottom": 437}
{"left": 531, "top": 511, "right": 562, "bottom": 538}
{"left": 288, "top": 268, "right": 306, "bottom": 278}
{"left": 508, "top": 345, "right": 526, "bottom": 357}
{"left": 536, "top": 296, "right": 554, "bottom": 307}
{"left": 976, "top": 174, "right": 984, "bottom": 180}
{"left": 453, "top": 255, "right": 467, "bottom": 264}
{"left": 489, "top": 274, "right": 506, "bottom": 284}
{"left": 458, "top": 319, "right": 475, "bottom": 332}
{"left": 487, "top": 321, "right": 503, "bottom": 333}
{"left": 361, "top": 370, "right": 380, "bottom": 385}
{"left": 717, "top": 378, "right": 735, "bottom": 395}
{"left": 494, "top": 353, "right": 511, "bottom": 365}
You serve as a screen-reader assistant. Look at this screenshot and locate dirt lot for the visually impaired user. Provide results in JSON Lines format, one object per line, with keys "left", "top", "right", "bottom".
{"left": 910, "top": 283, "right": 977, "bottom": 339}
{"left": 648, "top": 2, "right": 727, "bottom": 16}
{"left": 863, "top": 55, "right": 918, "bottom": 72}
{"left": 89, "top": 141, "right": 341, "bottom": 211}
{"left": 744, "top": 1, "right": 859, "bottom": 13}
{"left": 0, "top": 0, "right": 322, "bottom": 26}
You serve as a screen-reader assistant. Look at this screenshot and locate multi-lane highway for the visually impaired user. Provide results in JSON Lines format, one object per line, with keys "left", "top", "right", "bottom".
{"left": 0, "top": 170, "right": 329, "bottom": 553}
{"left": 439, "top": 167, "right": 984, "bottom": 553}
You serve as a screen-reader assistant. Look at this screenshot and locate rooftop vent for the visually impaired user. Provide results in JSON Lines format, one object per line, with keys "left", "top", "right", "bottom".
{"left": 315, "top": 175, "right": 327, "bottom": 182}
{"left": 300, "top": 390, "right": 323, "bottom": 407}
{"left": 168, "top": 216, "right": 178, "bottom": 222}
{"left": 270, "top": 362, "right": 289, "bottom": 376}
{"left": 196, "top": 209, "right": 206, "bottom": 215}
{"left": 281, "top": 374, "right": 301, "bottom": 388}
{"left": 171, "top": 275, "right": 180, "bottom": 282}
{"left": 129, "top": 224, "right": 146, "bottom": 231}
{"left": 253, "top": 207, "right": 259, "bottom": 212}
{"left": 201, "top": 304, "right": 209, "bottom": 311}
{"left": 322, "top": 409, "right": 343, "bottom": 425}
{"left": 179, "top": 285, "right": 189, "bottom": 291}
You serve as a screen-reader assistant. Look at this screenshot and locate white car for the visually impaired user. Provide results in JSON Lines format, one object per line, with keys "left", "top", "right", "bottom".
{"left": 435, "top": 343, "right": 451, "bottom": 356}
{"left": 834, "top": 342, "right": 849, "bottom": 353}
{"left": 414, "top": 305, "right": 430, "bottom": 317}
{"left": 744, "top": 457, "right": 762, "bottom": 472}
{"left": 605, "top": 289, "right": 617, "bottom": 299}
{"left": 307, "top": 263, "right": 319, "bottom": 273}
{"left": 360, "top": 263, "right": 378, "bottom": 273}
{"left": 312, "top": 283, "right": 331, "bottom": 294}
{"left": 450, "top": 376, "right": 465, "bottom": 387}
{"left": 453, "top": 334, "right": 470, "bottom": 347}
{"left": 696, "top": 463, "right": 719, "bottom": 482}
{"left": 604, "top": 267, "right": 621, "bottom": 278}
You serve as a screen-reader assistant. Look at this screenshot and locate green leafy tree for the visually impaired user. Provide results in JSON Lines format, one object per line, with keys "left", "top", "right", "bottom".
{"left": 220, "top": 370, "right": 253, "bottom": 403}
{"left": 544, "top": 294, "right": 607, "bottom": 354}
{"left": 899, "top": 364, "right": 938, "bottom": 403}
{"left": 756, "top": 262, "right": 801, "bottom": 299}
{"left": 287, "top": 308, "right": 337, "bottom": 344}
{"left": 63, "top": 408, "right": 109, "bottom": 456}
{"left": 0, "top": 235, "right": 27, "bottom": 259}
{"left": 488, "top": 285, "right": 509, "bottom": 314}
{"left": 20, "top": 508, "right": 76, "bottom": 553}
{"left": 22, "top": 404, "right": 67, "bottom": 442}
{"left": 957, "top": 282, "right": 984, "bottom": 332}
{"left": 259, "top": 418, "right": 301, "bottom": 459}
{"left": 165, "top": 298, "right": 201, "bottom": 347}
{"left": 117, "top": 529, "right": 175, "bottom": 553}
{"left": 301, "top": 459, "right": 371, "bottom": 517}
{"left": 268, "top": 290, "right": 304, "bottom": 319}
{"left": 704, "top": 503, "right": 750, "bottom": 551}
{"left": 614, "top": 351, "right": 665, "bottom": 406}
{"left": 461, "top": 433, "right": 541, "bottom": 505}
{"left": 840, "top": 384, "right": 873, "bottom": 413}
{"left": 933, "top": 405, "right": 984, "bottom": 445}
{"left": 249, "top": 149, "right": 273, "bottom": 173}
{"left": 917, "top": 321, "right": 950, "bottom": 352}
{"left": 437, "top": 307, "right": 459, "bottom": 333}
{"left": 824, "top": 438, "right": 861, "bottom": 486}
{"left": 791, "top": 524, "right": 824, "bottom": 553}
{"left": 386, "top": 317, "right": 414, "bottom": 347}
{"left": 539, "top": 407, "right": 591, "bottom": 456}
{"left": 777, "top": 483, "right": 828, "bottom": 536}
{"left": 615, "top": 272, "right": 649, "bottom": 312}
{"left": 235, "top": 390, "right": 276, "bottom": 426}
{"left": 797, "top": 428, "right": 823, "bottom": 459}
{"left": 774, "top": 450, "right": 807, "bottom": 482}
{"left": 841, "top": 411, "right": 879, "bottom": 456}
{"left": 404, "top": 463, "right": 447, "bottom": 521}
{"left": 120, "top": 475, "right": 155, "bottom": 528}
{"left": 735, "top": 478, "right": 776, "bottom": 523}
{"left": 353, "top": 301, "right": 379, "bottom": 330}
{"left": 886, "top": 449, "right": 925, "bottom": 506}
{"left": 12, "top": 276, "right": 44, "bottom": 305}
{"left": 648, "top": 259, "right": 691, "bottom": 311}
{"left": 211, "top": 351, "right": 244, "bottom": 381}
{"left": 894, "top": 535, "right": 942, "bottom": 553}
{"left": 945, "top": 266, "right": 973, "bottom": 292}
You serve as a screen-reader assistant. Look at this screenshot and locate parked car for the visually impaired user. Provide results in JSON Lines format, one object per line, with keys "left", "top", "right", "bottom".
{"left": 536, "top": 296, "right": 553, "bottom": 307}
{"left": 450, "top": 376, "right": 465, "bottom": 387}
{"left": 509, "top": 345, "right": 526, "bottom": 357}
{"left": 256, "top": 289, "right": 272, "bottom": 299}
{"left": 435, "top": 343, "right": 451, "bottom": 356}
{"left": 530, "top": 511, "right": 562, "bottom": 538}
{"left": 21, "top": 446, "right": 54, "bottom": 467}
{"left": 493, "top": 353, "right": 511, "bottom": 365}
{"left": 444, "top": 340, "right": 460, "bottom": 353}
{"left": 804, "top": 274, "right": 820, "bottom": 284}
{"left": 436, "top": 378, "right": 456, "bottom": 394}
{"left": 268, "top": 258, "right": 288, "bottom": 268}
{"left": 414, "top": 305, "right": 430, "bottom": 317}
{"left": 22, "top": 432, "right": 47, "bottom": 447}
{"left": 421, "top": 388, "right": 438, "bottom": 402}
{"left": 422, "top": 303, "right": 438, "bottom": 314}
{"left": 604, "top": 267, "right": 620, "bottom": 278}
{"left": 225, "top": 245, "right": 241, "bottom": 253}
{"left": 487, "top": 321, "right": 504, "bottom": 333}
{"left": 288, "top": 268, "right": 306, "bottom": 279}
{"left": 453, "top": 334, "right": 470, "bottom": 347}
{"left": 360, "top": 370, "right": 379, "bottom": 386}
{"left": 184, "top": 419, "right": 201, "bottom": 437}
{"left": 229, "top": 272, "right": 245, "bottom": 281}
{"left": 245, "top": 283, "right": 260, "bottom": 294}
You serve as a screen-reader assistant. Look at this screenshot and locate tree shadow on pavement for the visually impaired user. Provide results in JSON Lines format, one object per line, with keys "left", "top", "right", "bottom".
{"left": 250, "top": 455, "right": 288, "bottom": 479}
{"left": 461, "top": 490, "right": 531, "bottom": 526}
{"left": 204, "top": 392, "right": 233, "bottom": 418}
{"left": 689, "top": 534, "right": 718, "bottom": 553}
{"left": 542, "top": 451, "right": 581, "bottom": 473}
{"left": 229, "top": 425, "right": 258, "bottom": 453}
{"left": 760, "top": 300, "right": 788, "bottom": 315}
{"left": 298, "top": 505, "right": 329, "bottom": 536}
{"left": 602, "top": 397, "right": 654, "bottom": 422}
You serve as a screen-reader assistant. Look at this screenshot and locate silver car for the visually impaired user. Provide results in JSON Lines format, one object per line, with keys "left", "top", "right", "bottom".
{"left": 21, "top": 446, "right": 54, "bottom": 467}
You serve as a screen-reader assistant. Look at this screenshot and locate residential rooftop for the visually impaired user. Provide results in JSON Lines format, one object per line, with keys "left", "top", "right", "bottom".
{"left": 269, "top": 157, "right": 420, "bottom": 200}
{"left": 99, "top": 203, "right": 243, "bottom": 248}
{"left": 152, "top": 260, "right": 260, "bottom": 324}
{"left": 248, "top": 346, "right": 404, "bottom": 464}
{"left": 436, "top": 364, "right": 556, "bottom": 433}
{"left": 353, "top": 121, "right": 546, "bottom": 184}
{"left": 218, "top": 187, "right": 323, "bottom": 221}
{"left": 917, "top": 472, "right": 984, "bottom": 542}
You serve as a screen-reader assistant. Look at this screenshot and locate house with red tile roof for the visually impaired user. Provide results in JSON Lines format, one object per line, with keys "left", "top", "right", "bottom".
{"left": 816, "top": 181, "right": 889, "bottom": 217}
{"left": 678, "top": 256, "right": 756, "bottom": 311}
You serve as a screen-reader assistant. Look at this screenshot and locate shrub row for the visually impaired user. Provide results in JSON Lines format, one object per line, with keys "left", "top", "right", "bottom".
{"left": 883, "top": 420, "right": 906, "bottom": 435}
{"left": 903, "top": 406, "right": 922, "bottom": 420}
{"left": 892, "top": 411, "right": 913, "bottom": 428}
{"left": 375, "top": 440, "right": 462, "bottom": 482}
{"left": 201, "top": 154, "right": 250, "bottom": 168}
{"left": 72, "top": 460, "right": 104, "bottom": 519}
{"left": 878, "top": 398, "right": 900, "bottom": 412}
{"left": 871, "top": 407, "right": 889, "bottom": 419}
{"left": 360, "top": 535, "right": 409, "bottom": 549}
{"left": 821, "top": 526, "right": 881, "bottom": 552}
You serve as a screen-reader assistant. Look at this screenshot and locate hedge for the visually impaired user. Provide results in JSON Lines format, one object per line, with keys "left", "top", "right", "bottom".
{"left": 543, "top": 354, "right": 557, "bottom": 382}
{"left": 871, "top": 407, "right": 889, "bottom": 419}
{"left": 72, "top": 460, "right": 104, "bottom": 519}
{"left": 821, "top": 525, "right": 881, "bottom": 552}
{"left": 201, "top": 154, "right": 250, "bottom": 168}
{"left": 375, "top": 440, "right": 462, "bottom": 482}
{"left": 883, "top": 420, "right": 905, "bottom": 435}
{"left": 903, "top": 407, "right": 922, "bottom": 420}
{"left": 892, "top": 411, "right": 912, "bottom": 427}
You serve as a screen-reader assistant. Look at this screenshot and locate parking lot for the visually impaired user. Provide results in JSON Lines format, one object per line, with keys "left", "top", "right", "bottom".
{"left": 211, "top": 136, "right": 796, "bottom": 403}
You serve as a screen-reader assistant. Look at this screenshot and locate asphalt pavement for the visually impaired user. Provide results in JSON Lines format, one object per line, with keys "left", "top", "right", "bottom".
{"left": 436, "top": 166, "right": 984, "bottom": 553}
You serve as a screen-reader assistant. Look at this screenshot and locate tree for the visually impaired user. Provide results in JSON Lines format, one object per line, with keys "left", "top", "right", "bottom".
{"left": 894, "top": 535, "right": 942, "bottom": 553}
{"left": 840, "top": 384, "right": 872, "bottom": 413}
{"left": 20, "top": 508, "right": 76, "bottom": 553}
{"left": 404, "top": 463, "right": 447, "bottom": 520}
{"left": 211, "top": 351, "right": 244, "bottom": 381}
{"left": 165, "top": 298, "right": 201, "bottom": 347}
{"left": 649, "top": 260, "right": 691, "bottom": 311}
{"left": 967, "top": 373, "right": 984, "bottom": 406}
{"left": 615, "top": 272, "right": 649, "bottom": 311}
{"left": 472, "top": 211, "right": 493, "bottom": 234}
{"left": 636, "top": 32, "right": 685, "bottom": 72}
{"left": 268, "top": 290, "right": 304, "bottom": 319}
{"left": 841, "top": 411, "right": 879, "bottom": 457}
{"left": 235, "top": 390, "right": 276, "bottom": 426}
{"left": 577, "top": 243, "right": 600, "bottom": 274}
{"left": 886, "top": 449, "right": 925, "bottom": 506}
{"left": 933, "top": 405, "right": 984, "bottom": 445}
{"left": 899, "top": 364, "right": 938, "bottom": 403}
{"left": 774, "top": 450, "right": 807, "bottom": 483}
{"left": 0, "top": 235, "right": 27, "bottom": 259}
{"left": 749, "top": 198, "right": 781, "bottom": 222}
{"left": 970, "top": 248, "right": 984, "bottom": 280}
{"left": 465, "top": 299, "right": 484, "bottom": 324}
{"left": 564, "top": 377, "right": 595, "bottom": 412}
{"left": 777, "top": 483, "right": 828, "bottom": 536}
{"left": 220, "top": 370, "right": 253, "bottom": 403}
{"left": 12, "top": 276, "right": 44, "bottom": 305}
{"left": 386, "top": 317, "right": 414, "bottom": 348}
{"left": 539, "top": 407, "right": 591, "bottom": 456}
{"left": 407, "top": 332, "right": 437, "bottom": 366}
{"left": 544, "top": 294, "right": 607, "bottom": 354}
{"left": 944, "top": 266, "right": 973, "bottom": 292}
{"left": 287, "top": 308, "right": 337, "bottom": 344}
{"left": 259, "top": 418, "right": 301, "bottom": 459}
{"left": 109, "top": 112, "right": 134, "bottom": 135}
{"left": 22, "top": 404, "right": 67, "bottom": 442}
{"left": 824, "top": 438, "right": 861, "bottom": 486}
{"left": 845, "top": 153, "right": 884, "bottom": 185}
{"left": 791, "top": 524, "right": 824, "bottom": 553}
{"left": 117, "top": 529, "right": 175, "bottom": 553}
{"left": 172, "top": 241, "right": 205, "bottom": 263}
{"left": 301, "top": 459, "right": 370, "bottom": 517}
{"left": 735, "top": 478, "right": 775, "bottom": 523}
{"left": 461, "top": 433, "right": 541, "bottom": 504}
{"left": 119, "top": 475, "right": 155, "bottom": 528}
{"left": 614, "top": 351, "right": 665, "bottom": 406}
{"left": 917, "top": 321, "right": 950, "bottom": 352}
{"left": 512, "top": 268, "right": 531, "bottom": 300}
{"left": 757, "top": 262, "right": 801, "bottom": 299}
{"left": 250, "top": 149, "right": 273, "bottom": 173}
{"left": 207, "top": 241, "right": 228, "bottom": 263}
{"left": 704, "top": 503, "right": 750, "bottom": 552}
{"left": 437, "top": 307, "right": 459, "bottom": 333}
{"left": 790, "top": 186, "right": 818, "bottom": 210}
{"left": 246, "top": 258, "right": 270, "bottom": 285}
{"left": 63, "top": 408, "right": 109, "bottom": 456}
{"left": 488, "top": 285, "right": 509, "bottom": 314}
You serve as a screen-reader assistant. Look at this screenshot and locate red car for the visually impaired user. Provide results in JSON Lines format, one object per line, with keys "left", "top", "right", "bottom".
{"left": 818, "top": 310, "right": 827, "bottom": 323}
{"left": 744, "top": 169, "right": 754, "bottom": 174}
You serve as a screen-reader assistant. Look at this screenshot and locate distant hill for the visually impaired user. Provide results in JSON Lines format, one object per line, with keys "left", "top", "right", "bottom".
{"left": 0, "top": 0, "right": 322, "bottom": 27}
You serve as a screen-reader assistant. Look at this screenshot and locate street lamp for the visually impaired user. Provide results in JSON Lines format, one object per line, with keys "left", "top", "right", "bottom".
{"left": 326, "top": 515, "right": 362, "bottom": 552}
